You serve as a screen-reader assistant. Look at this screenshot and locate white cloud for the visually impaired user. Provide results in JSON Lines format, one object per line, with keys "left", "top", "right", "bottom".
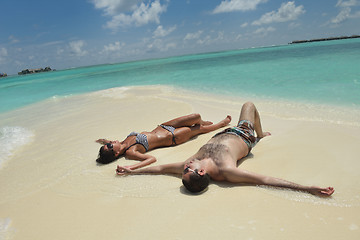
{"left": 253, "top": 26, "right": 276, "bottom": 35}
{"left": 336, "top": 0, "right": 359, "bottom": 8}
{"left": 91, "top": 0, "right": 142, "bottom": 15}
{"left": 288, "top": 22, "right": 300, "bottom": 29}
{"left": 103, "top": 41, "right": 125, "bottom": 53}
{"left": 147, "top": 39, "right": 176, "bottom": 52}
{"left": 0, "top": 47, "right": 8, "bottom": 63}
{"left": 331, "top": 7, "right": 352, "bottom": 24}
{"left": 196, "top": 35, "right": 211, "bottom": 45}
{"left": 153, "top": 25, "right": 177, "bottom": 38}
{"left": 0, "top": 47, "right": 8, "bottom": 57}
{"left": 184, "top": 31, "right": 225, "bottom": 46}
{"left": 241, "top": 22, "right": 248, "bottom": 28}
{"left": 57, "top": 48, "right": 64, "bottom": 55}
{"left": 69, "top": 40, "right": 87, "bottom": 57}
{"left": 212, "top": 0, "right": 268, "bottom": 14}
{"left": 184, "top": 30, "right": 203, "bottom": 41}
{"left": 331, "top": 0, "right": 360, "bottom": 24}
{"left": 252, "top": 1, "right": 305, "bottom": 25}
{"left": 42, "top": 41, "right": 63, "bottom": 47}
{"left": 93, "top": 0, "right": 167, "bottom": 30}
{"left": 352, "top": 10, "right": 360, "bottom": 18}
{"left": 197, "top": 31, "right": 224, "bottom": 45}
{"left": 9, "top": 35, "right": 19, "bottom": 44}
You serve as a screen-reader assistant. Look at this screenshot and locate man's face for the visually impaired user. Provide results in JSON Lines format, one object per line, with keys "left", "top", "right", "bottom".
{"left": 182, "top": 159, "right": 201, "bottom": 181}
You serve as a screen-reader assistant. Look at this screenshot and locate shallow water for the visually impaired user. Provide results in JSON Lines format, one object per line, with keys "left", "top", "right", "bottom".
{"left": 1, "top": 38, "right": 359, "bottom": 114}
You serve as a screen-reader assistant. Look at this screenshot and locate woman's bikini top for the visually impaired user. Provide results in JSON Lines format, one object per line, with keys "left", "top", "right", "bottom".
{"left": 124, "top": 132, "right": 149, "bottom": 152}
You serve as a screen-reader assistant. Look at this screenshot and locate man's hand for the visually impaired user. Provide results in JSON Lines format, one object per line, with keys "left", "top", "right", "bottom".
{"left": 309, "top": 186, "right": 335, "bottom": 197}
{"left": 116, "top": 165, "right": 133, "bottom": 176}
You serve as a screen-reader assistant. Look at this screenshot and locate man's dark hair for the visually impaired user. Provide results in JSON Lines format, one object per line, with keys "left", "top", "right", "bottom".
{"left": 96, "top": 146, "right": 117, "bottom": 164}
{"left": 182, "top": 172, "right": 210, "bottom": 193}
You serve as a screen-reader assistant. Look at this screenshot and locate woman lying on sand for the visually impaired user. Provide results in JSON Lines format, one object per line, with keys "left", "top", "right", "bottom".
{"left": 96, "top": 113, "right": 231, "bottom": 170}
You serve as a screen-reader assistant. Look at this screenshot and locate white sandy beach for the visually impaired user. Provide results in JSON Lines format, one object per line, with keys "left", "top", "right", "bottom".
{"left": 0, "top": 85, "right": 360, "bottom": 240}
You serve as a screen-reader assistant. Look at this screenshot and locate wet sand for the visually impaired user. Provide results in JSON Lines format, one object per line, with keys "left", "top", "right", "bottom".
{"left": 0, "top": 86, "right": 359, "bottom": 239}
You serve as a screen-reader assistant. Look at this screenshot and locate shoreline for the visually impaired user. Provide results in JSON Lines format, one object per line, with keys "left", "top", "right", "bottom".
{"left": 2, "top": 84, "right": 360, "bottom": 125}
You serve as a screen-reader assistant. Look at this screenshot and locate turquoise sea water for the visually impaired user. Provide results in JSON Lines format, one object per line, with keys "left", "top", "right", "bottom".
{"left": 0, "top": 38, "right": 359, "bottom": 114}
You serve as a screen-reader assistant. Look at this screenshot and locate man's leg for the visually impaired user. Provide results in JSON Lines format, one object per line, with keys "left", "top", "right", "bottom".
{"left": 238, "top": 102, "right": 269, "bottom": 138}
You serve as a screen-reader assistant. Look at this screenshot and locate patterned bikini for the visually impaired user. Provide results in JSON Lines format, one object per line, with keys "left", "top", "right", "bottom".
{"left": 125, "top": 132, "right": 149, "bottom": 152}
{"left": 159, "top": 124, "right": 177, "bottom": 145}
{"left": 125, "top": 124, "right": 176, "bottom": 152}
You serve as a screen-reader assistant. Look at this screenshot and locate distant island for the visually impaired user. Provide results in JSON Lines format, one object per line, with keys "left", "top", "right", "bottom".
{"left": 289, "top": 35, "right": 360, "bottom": 44}
{"left": 18, "top": 66, "right": 55, "bottom": 75}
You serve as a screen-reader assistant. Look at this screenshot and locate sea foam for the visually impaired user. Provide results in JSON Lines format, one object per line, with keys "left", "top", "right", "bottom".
{"left": 0, "top": 126, "right": 34, "bottom": 169}
{"left": 0, "top": 218, "right": 14, "bottom": 240}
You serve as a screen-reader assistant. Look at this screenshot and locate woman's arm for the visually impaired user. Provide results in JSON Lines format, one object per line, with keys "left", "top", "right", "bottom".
{"left": 95, "top": 139, "right": 111, "bottom": 144}
{"left": 124, "top": 151, "right": 157, "bottom": 170}
{"left": 222, "top": 168, "right": 334, "bottom": 197}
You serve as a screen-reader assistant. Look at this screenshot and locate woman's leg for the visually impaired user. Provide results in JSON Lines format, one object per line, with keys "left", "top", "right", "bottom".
{"left": 173, "top": 115, "right": 231, "bottom": 144}
{"left": 160, "top": 113, "right": 212, "bottom": 128}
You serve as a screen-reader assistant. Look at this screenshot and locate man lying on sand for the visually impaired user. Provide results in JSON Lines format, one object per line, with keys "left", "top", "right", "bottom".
{"left": 116, "top": 102, "right": 334, "bottom": 197}
{"left": 96, "top": 113, "right": 231, "bottom": 170}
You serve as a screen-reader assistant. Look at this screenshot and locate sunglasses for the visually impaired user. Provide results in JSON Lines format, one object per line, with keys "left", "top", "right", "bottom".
{"left": 106, "top": 143, "right": 113, "bottom": 150}
{"left": 183, "top": 166, "right": 199, "bottom": 175}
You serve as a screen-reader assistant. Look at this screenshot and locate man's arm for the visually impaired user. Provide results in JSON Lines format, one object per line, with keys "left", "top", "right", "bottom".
{"left": 116, "top": 161, "right": 184, "bottom": 176}
{"left": 222, "top": 167, "right": 334, "bottom": 197}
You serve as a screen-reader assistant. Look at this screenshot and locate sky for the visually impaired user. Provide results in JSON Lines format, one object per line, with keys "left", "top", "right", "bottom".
{"left": 0, "top": 0, "right": 359, "bottom": 75}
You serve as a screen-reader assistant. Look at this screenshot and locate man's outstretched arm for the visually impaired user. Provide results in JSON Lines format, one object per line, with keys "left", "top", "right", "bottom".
{"left": 222, "top": 168, "right": 334, "bottom": 197}
{"left": 116, "top": 161, "right": 184, "bottom": 176}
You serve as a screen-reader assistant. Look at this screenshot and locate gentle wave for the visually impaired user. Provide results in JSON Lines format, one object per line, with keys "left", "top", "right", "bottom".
{"left": 0, "top": 126, "right": 34, "bottom": 168}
